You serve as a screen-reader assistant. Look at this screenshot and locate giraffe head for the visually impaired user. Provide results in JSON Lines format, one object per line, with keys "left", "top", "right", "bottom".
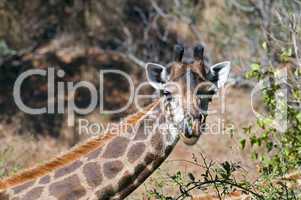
{"left": 146, "top": 44, "right": 230, "bottom": 145}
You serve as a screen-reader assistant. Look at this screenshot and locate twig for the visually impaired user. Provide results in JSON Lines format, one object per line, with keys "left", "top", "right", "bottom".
{"left": 133, "top": 6, "right": 148, "bottom": 25}
{"left": 200, "top": 153, "right": 222, "bottom": 200}
{"left": 173, "top": 0, "right": 180, "bottom": 8}
{"left": 294, "top": 0, "right": 301, "bottom": 6}
{"left": 175, "top": 179, "right": 264, "bottom": 200}
{"left": 121, "top": 27, "right": 146, "bottom": 68}
{"left": 150, "top": 0, "right": 167, "bottom": 17}
{"left": 127, "top": 53, "right": 146, "bottom": 68}
{"left": 229, "top": 0, "right": 255, "bottom": 12}
{"left": 290, "top": 14, "right": 301, "bottom": 69}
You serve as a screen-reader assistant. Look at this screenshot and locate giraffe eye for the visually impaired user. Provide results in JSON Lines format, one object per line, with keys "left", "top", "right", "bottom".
{"left": 163, "top": 90, "right": 171, "bottom": 96}
{"left": 163, "top": 90, "right": 172, "bottom": 101}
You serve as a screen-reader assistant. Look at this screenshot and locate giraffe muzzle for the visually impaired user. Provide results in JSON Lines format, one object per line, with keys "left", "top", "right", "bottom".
{"left": 181, "top": 116, "right": 202, "bottom": 145}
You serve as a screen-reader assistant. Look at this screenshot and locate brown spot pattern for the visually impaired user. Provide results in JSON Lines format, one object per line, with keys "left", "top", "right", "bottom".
{"left": 152, "top": 156, "right": 165, "bottom": 169}
{"left": 116, "top": 182, "right": 137, "bottom": 200}
{"left": 144, "top": 153, "right": 156, "bottom": 165}
{"left": 133, "top": 125, "right": 148, "bottom": 141}
{"left": 39, "top": 175, "right": 50, "bottom": 184}
{"left": 103, "top": 160, "right": 124, "bottom": 179}
{"left": 86, "top": 147, "right": 102, "bottom": 161}
{"left": 83, "top": 162, "right": 103, "bottom": 187}
{"left": 137, "top": 167, "right": 152, "bottom": 183}
{"left": 49, "top": 175, "right": 86, "bottom": 200}
{"left": 127, "top": 143, "right": 146, "bottom": 163}
{"left": 151, "top": 132, "right": 164, "bottom": 153}
{"left": 103, "top": 136, "right": 129, "bottom": 158}
{"left": 0, "top": 192, "right": 9, "bottom": 200}
{"left": 54, "top": 160, "right": 82, "bottom": 178}
{"left": 96, "top": 185, "right": 115, "bottom": 200}
{"left": 117, "top": 171, "right": 134, "bottom": 191}
{"left": 20, "top": 187, "right": 43, "bottom": 200}
{"left": 12, "top": 181, "right": 35, "bottom": 194}
{"left": 134, "top": 164, "right": 146, "bottom": 177}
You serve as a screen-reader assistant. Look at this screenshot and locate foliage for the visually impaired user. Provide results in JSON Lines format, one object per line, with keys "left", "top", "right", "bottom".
{"left": 146, "top": 153, "right": 256, "bottom": 199}
{"left": 239, "top": 1, "right": 301, "bottom": 198}
{"left": 146, "top": 153, "right": 299, "bottom": 199}
{"left": 239, "top": 62, "right": 301, "bottom": 199}
{"left": 150, "top": 1, "right": 301, "bottom": 199}
{"left": 243, "top": 60, "right": 301, "bottom": 176}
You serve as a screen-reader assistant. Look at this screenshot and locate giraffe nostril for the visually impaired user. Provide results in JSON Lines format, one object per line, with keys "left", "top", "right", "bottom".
{"left": 174, "top": 44, "right": 184, "bottom": 62}
{"left": 194, "top": 44, "right": 204, "bottom": 60}
{"left": 166, "top": 95, "right": 172, "bottom": 101}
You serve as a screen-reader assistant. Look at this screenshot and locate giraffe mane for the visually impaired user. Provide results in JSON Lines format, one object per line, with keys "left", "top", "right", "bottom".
{"left": 0, "top": 100, "right": 160, "bottom": 191}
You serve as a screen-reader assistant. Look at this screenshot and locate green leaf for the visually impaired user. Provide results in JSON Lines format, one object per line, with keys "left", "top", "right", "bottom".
{"left": 266, "top": 141, "right": 273, "bottom": 152}
{"left": 257, "top": 118, "right": 273, "bottom": 129}
{"left": 262, "top": 42, "right": 267, "bottom": 50}
{"left": 251, "top": 63, "right": 260, "bottom": 71}
{"left": 296, "top": 112, "right": 301, "bottom": 123}
{"left": 251, "top": 151, "right": 258, "bottom": 160}
{"left": 243, "top": 126, "right": 252, "bottom": 135}
{"left": 240, "top": 139, "right": 246, "bottom": 149}
{"left": 280, "top": 48, "right": 293, "bottom": 62}
{"left": 250, "top": 135, "right": 261, "bottom": 146}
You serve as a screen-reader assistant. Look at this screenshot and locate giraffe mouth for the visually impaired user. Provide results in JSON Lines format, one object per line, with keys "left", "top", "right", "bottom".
{"left": 181, "top": 117, "right": 204, "bottom": 145}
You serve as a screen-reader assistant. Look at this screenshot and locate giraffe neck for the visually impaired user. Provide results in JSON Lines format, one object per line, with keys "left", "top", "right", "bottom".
{"left": 0, "top": 99, "right": 182, "bottom": 200}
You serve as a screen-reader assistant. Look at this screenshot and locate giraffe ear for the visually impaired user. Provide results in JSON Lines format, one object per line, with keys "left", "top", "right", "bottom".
{"left": 145, "top": 63, "right": 167, "bottom": 90}
{"left": 207, "top": 61, "right": 231, "bottom": 88}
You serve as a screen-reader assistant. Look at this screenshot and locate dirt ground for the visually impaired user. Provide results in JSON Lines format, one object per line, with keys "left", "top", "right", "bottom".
{"left": 0, "top": 86, "right": 262, "bottom": 199}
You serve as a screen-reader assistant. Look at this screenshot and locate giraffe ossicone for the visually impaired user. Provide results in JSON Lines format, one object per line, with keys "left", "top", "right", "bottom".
{"left": 0, "top": 44, "right": 231, "bottom": 200}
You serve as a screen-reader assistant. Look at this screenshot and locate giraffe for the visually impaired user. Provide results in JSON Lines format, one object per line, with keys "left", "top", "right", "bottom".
{"left": 0, "top": 44, "right": 231, "bottom": 200}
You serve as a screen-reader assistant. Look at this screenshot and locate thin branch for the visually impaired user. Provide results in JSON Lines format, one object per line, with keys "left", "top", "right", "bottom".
{"left": 200, "top": 153, "right": 222, "bottom": 200}
{"left": 133, "top": 6, "right": 148, "bottom": 25}
{"left": 294, "top": 0, "right": 301, "bottom": 6}
{"left": 230, "top": 0, "right": 256, "bottom": 12}
{"left": 174, "top": 179, "right": 264, "bottom": 200}
{"left": 173, "top": 0, "right": 180, "bottom": 8}
{"left": 126, "top": 53, "right": 146, "bottom": 68}
{"left": 150, "top": 0, "right": 167, "bottom": 17}
{"left": 290, "top": 14, "right": 301, "bottom": 69}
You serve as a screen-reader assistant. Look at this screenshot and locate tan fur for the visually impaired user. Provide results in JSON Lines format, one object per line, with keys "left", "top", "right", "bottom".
{"left": 0, "top": 100, "right": 160, "bottom": 191}
{"left": 170, "top": 60, "right": 206, "bottom": 81}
